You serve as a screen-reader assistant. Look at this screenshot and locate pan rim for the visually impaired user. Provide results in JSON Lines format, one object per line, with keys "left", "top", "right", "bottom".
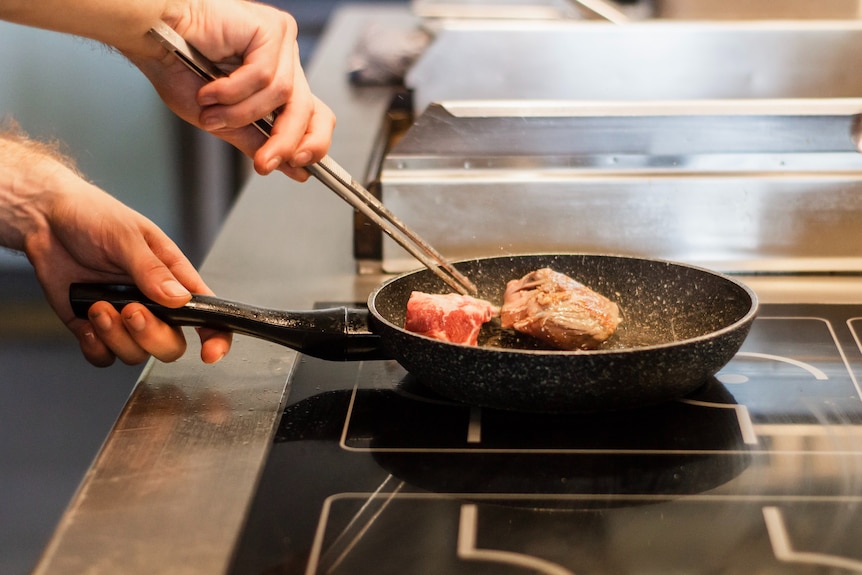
{"left": 367, "top": 252, "right": 759, "bottom": 355}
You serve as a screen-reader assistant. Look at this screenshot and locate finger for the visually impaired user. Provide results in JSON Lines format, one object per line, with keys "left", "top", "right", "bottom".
{"left": 120, "top": 304, "right": 188, "bottom": 363}
{"left": 120, "top": 232, "right": 194, "bottom": 308}
{"left": 196, "top": 14, "right": 299, "bottom": 107}
{"left": 72, "top": 319, "right": 117, "bottom": 367}
{"left": 291, "top": 96, "right": 336, "bottom": 166}
{"left": 198, "top": 67, "right": 290, "bottom": 128}
{"left": 151, "top": 252, "right": 235, "bottom": 362}
{"left": 162, "top": 258, "right": 219, "bottom": 299}
{"left": 87, "top": 302, "right": 151, "bottom": 365}
{"left": 277, "top": 164, "right": 311, "bottom": 182}
{"left": 255, "top": 56, "right": 326, "bottom": 174}
{"left": 196, "top": 68, "right": 259, "bottom": 108}
{"left": 196, "top": 34, "right": 296, "bottom": 127}
{"left": 253, "top": 106, "right": 316, "bottom": 176}
{"left": 87, "top": 302, "right": 188, "bottom": 365}
{"left": 199, "top": 91, "right": 288, "bottom": 136}
{"left": 272, "top": 96, "right": 335, "bottom": 181}
{"left": 252, "top": 97, "right": 313, "bottom": 175}
{"left": 197, "top": 328, "right": 233, "bottom": 364}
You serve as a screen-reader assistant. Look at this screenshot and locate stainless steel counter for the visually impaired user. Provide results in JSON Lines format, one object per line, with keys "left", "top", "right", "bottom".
{"left": 32, "top": 4, "right": 862, "bottom": 574}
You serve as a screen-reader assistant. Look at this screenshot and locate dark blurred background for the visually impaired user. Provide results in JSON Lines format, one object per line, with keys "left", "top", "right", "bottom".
{"left": 0, "top": 2, "right": 403, "bottom": 572}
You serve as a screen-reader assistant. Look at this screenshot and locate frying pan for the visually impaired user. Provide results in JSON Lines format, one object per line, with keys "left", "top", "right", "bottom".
{"left": 70, "top": 254, "right": 757, "bottom": 412}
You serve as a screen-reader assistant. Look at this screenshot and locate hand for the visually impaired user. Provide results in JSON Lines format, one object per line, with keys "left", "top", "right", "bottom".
{"left": 130, "top": 0, "right": 336, "bottom": 181}
{"left": 35, "top": 179, "right": 233, "bottom": 367}
{"left": 1, "top": 134, "right": 232, "bottom": 367}
{"left": 0, "top": 0, "right": 335, "bottom": 181}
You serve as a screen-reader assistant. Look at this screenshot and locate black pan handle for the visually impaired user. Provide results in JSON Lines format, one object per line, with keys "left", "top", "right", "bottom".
{"left": 69, "top": 283, "right": 389, "bottom": 361}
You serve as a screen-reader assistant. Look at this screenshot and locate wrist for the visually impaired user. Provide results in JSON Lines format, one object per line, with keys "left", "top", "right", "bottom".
{"left": 0, "top": 133, "right": 69, "bottom": 254}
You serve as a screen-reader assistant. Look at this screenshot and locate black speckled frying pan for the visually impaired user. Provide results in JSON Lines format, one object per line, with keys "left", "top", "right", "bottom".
{"left": 70, "top": 254, "right": 757, "bottom": 412}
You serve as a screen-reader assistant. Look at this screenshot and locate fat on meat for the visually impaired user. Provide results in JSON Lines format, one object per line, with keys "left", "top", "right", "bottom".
{"left": 405, "top": 291, "right": 499, "bottom": 346}
{"left": 501, "top": 268, "right": 621, "bottom": 350}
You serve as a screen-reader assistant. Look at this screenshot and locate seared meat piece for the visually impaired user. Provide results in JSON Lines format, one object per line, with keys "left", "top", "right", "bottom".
{"left": 405, "top": 292, "right": 499, "bottom": 346}
{"left": 501, "top": 268, "right": 621, "bottom": 350}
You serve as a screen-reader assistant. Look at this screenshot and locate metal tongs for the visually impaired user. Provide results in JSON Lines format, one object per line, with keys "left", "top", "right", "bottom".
{"left": 567, "top": 0, "right": 629, "bottom": 23}
{"left": 148, "top": 22, "right": 477, "bottom": 296}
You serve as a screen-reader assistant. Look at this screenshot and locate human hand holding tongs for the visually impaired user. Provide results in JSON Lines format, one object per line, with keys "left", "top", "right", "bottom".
{"left": 149, "top": 22, "right": 476, "bottom": 296}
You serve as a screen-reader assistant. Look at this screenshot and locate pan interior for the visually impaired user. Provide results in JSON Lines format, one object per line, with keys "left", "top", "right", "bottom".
{"left": 371, "top": 254, "right": 756, "bottom": 352}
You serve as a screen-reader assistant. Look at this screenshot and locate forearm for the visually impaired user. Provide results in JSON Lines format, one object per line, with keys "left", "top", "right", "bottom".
{"left": 0, "top": 0, "right": 186, "bottom": 56}
{"left": 0, "top": 129, "right": 73, "bottom": 253}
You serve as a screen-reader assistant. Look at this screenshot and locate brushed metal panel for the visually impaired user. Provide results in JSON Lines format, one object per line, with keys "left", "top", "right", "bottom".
{"left": 655, "top": 0, "right": 862, "bottom": 20}
{"left": 386, "top": 101, "right": 862, "bottom": 164}
{"left": 380, "top": 174, "right": 862, "bottom": 273}
{"left": 380, "top": 101, "right": 862, "bottom": 273}
{"left": 413, "top": 0, "right": 862, "bottom": 21}
{"left": 407, "top": 22, "right": 862, "bottom": 114}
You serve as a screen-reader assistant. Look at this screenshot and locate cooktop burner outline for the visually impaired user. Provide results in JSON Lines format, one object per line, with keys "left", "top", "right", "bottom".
{"left": 303, "top": 493, "right": 862, "bottom": 575}
{"left": 678, "top": 398, "right": 758, "bottom": 445}
{"left": 730, "top": 351, "right": 829, "bottom": 380}
{"left": 456, "top": 503, "right": 574, "bottom": 575}
{"left": 763, "top": 505, "right": 862, "bottom": 572}
{"left": 336, "top": 314, "right": 862, "bottom": 457}
{"left": 339, "top": 388, "right": 763, "bottom": 455}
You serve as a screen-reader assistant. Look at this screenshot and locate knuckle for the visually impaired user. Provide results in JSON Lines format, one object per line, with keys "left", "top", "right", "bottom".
{"left": 250, "top": 67, "right": 275, "bottom": 94}
{"left": 277, "top": 12, "right": 298, "bottom": 36}
{"left": 270, "top": 75, "right": 293, "bottom": 104}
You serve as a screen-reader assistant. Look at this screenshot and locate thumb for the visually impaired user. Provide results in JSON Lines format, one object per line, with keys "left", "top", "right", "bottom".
{"left": 125, "top": 252, "right": 193, "bottom": 309}
{"left": 145, "top": 274, "right": 194, "bottom": 308}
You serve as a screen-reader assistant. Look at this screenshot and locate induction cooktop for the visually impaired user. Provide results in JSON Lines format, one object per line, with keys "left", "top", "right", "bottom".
{"left": 230, "top": 304, "right": 862, "bottom": 574}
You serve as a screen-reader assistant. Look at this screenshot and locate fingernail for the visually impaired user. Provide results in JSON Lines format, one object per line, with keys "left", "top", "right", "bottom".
{"left": 92, "top": 311, "right": 112, "bottom": 331}
{"left": 265, "top": 156, "right": 284, "bottom": 173}
{"left": 290, "top": 151, "right": 312, "bottom": 167}
{"left": 124, "top": 310, "right": 147, "bottom": 333}
{"left": 82, "top": 330, "right": 97, "bottom": 345}
{"left": 202, "top": 114, "right": 226, "bottom": 130}
{"left": 162, "top": 279, "right": 190, "bottom": 299}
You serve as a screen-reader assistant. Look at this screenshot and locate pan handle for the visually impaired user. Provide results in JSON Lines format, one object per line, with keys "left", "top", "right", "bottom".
{"left": 69, "top": 283, "right": 388, "bottom": 361}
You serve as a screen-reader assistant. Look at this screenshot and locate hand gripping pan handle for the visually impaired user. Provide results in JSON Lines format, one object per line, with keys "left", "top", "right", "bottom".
{"left": 70, "top": 283, "right": 387, "bottom": 361}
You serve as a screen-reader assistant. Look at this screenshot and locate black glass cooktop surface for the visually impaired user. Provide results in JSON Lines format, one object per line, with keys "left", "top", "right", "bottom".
{"left": 230, "top": 304, "right": 862, "bottom": 574}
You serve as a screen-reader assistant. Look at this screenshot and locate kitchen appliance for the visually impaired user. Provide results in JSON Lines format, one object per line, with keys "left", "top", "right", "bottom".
{"left": 411, "top": 0, "right": 862, "bottom": 21}
{"left": 370, "top": 99, "right": 862, "bottom": 274}
{"left": 228, "top": 17, "right": 862, "bottom": 574}
{"left": 231, "top": 302, "right": 862, "bottom": 574}
{"left": 405, "top": 22, "right": 862, "bottom": 115}
{"left": 363, "top": 21, "right": 862, "bottom": 275}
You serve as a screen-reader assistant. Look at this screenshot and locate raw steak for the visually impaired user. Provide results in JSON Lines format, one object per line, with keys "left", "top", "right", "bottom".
{"left": 501, "top": 268, "right": 621, "bottom": 350}
{"left": 404, "top": 292, "right": 499, "bottom": 346}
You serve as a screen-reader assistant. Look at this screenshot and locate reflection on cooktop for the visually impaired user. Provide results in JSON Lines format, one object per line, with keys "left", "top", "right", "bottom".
{"left": 305, "top": 495, "right": 862, "bottom": 575}
{"left": 230, "top": 304, "right": 862, "bottom": 575}
{"left": 343, "top": 376, "right": 751, "bottom": 451}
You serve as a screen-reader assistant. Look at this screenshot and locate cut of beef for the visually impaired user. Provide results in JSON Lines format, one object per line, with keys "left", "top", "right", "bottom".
{"left": 501, "top": 268, "right": 621, "bottom": 350}
{"left": 404, "top": 292, "right": 499, "bottom": 346}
